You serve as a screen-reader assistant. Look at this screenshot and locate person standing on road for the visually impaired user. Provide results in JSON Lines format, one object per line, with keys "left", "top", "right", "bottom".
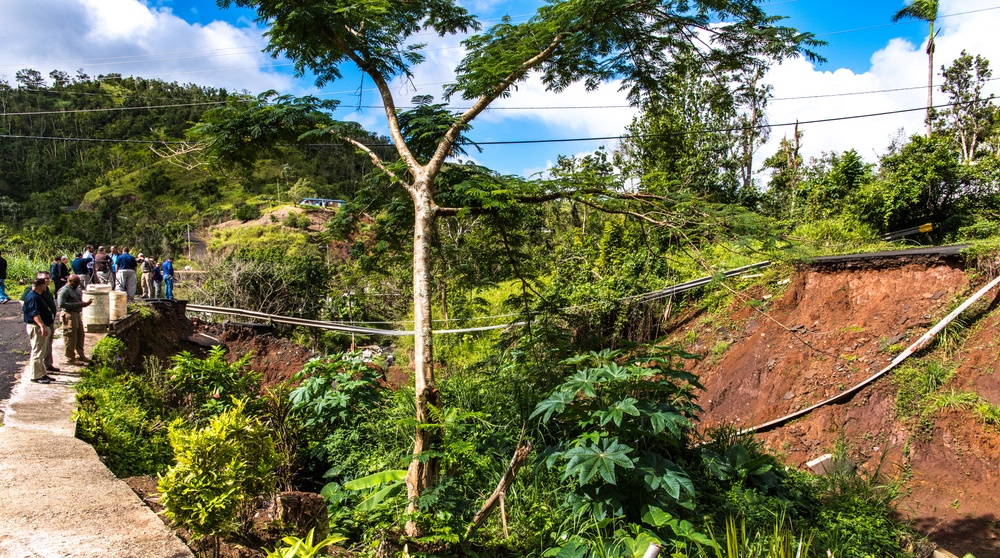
{"left": 71, "top": 252, "right": 93, "bottom": 288}
{"left": 152, "top": 258, "right": 163, "bottom": 299}
{"left": 93, "top": 246, "right": 112, "bottom": 285}
{"left": 23, "top": 278, "right": 56, "bottom": 384}
{"left": 138, "top": 253, "right": 155, "bottom": 299}
{"left": 57, "top": 274, "right": 92, "bottom": 364}
{"left": 20, "top": 271, "right": 59, "bottom": 373}
{"left": 162, "top": 256, "right": 175, "bottom": 300}
{"left": 0, "top": 250, "right": 10, "bottom": 304}
{"left": 51, "top": 256, "right": 69, "bottom": 293}
{"left": 116, "top": 248, "right": 138, "bottom": 303}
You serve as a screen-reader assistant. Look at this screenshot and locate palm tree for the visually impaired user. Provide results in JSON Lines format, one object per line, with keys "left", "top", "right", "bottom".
{"left": 893, "top": 0, "right": 940, "bottom": 135}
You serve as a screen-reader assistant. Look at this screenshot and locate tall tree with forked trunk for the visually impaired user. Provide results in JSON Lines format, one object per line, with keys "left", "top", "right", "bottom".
{"left": 213, "top": 0, "right": 822, "bottom": 537}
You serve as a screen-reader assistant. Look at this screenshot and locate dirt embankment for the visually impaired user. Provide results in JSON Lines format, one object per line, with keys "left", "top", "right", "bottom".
{"left": 676, "top": 256, "right": 1000, "bottom": 556}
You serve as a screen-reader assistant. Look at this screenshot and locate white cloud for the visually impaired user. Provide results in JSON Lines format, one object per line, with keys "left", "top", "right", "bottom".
{"left": 0, "top": 0, "right": 297, "bottom": 94}
{"left": 761, "top": 0, "right": 1000, "bottom": 171}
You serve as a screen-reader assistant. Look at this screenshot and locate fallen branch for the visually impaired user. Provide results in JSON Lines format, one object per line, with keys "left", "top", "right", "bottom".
{"left": 466, "top": 441, "right": 532, "bottom": 538}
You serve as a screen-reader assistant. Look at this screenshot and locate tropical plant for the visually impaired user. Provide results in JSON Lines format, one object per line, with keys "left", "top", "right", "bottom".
{"left": 166, "top": 346, "right": 261, "bottom": 419}
{"left": 158, "top": 399, "right": 280, "bottom": 556}
{"left": 264, "top": 528, "right": 346, "bottom": 558}
{"left": 532, "top": 347, "right": 704, "bottom": 554}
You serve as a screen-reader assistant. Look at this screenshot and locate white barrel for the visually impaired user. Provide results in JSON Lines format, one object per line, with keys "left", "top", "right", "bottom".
{"left": 82, "top": 290, "right": 110, "bottom": 329}
{"left": 86, "top": 284, "right": 112, "bottom": 294}
{"left": 109, "top": 291, "right": 128, "bottom": 321}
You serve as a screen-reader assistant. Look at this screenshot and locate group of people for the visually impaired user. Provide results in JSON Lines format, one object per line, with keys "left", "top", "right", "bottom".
{"left": 0, "top": 246, "right": 177, "bottom": 386}
{"left": 19, "top": 268, "right": 91, "bottom": 384}
{"left": 50, "top": 245, "right": 175, "bottom": 303}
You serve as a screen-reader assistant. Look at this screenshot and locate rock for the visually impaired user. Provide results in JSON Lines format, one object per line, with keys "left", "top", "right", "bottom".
{"left": 806, "top": 453, "right": 854, "bottom": 475}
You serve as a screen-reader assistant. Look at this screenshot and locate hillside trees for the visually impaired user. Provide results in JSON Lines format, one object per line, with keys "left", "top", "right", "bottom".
{"left": 211, "top": 0, "right": 821, "bottom": 534}
{"left": 938, "top": 50, "right": 995, "bottom": 162}
{"left": 616, "top": 56, "right": 774, "bottom": 206}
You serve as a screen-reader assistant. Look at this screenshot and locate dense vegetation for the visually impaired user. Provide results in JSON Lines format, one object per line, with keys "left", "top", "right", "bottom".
{"left": 5, "top": 1, "right": 1000, "bottom": 556}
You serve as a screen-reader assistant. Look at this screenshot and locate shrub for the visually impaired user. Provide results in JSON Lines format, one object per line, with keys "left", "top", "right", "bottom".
{"left": 166, "top": 346, "right": 261, "bottom": 420}
{"left": 91, "top": 336, "right": 128, "bottom": 369}
{"left": 74, "top": 360, "right": 175, "bottom": 476}
{"left": 159, "top": 399, "right": 280, "bottom": 546}
{"left": 234, "top": 203, "right": 261, "bottom": 221}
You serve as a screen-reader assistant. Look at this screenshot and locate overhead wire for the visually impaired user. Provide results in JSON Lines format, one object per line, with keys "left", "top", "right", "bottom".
{"left": 0, "top": 98, "right": 978, "bottom": 146}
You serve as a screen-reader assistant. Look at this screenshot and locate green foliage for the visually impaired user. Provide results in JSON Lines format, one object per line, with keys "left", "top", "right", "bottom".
{"left": 533, "top": 347, "right": 703, "bottom": 554}
{"left": 91, "top": 336, "right": 128, "bottom": 369}
{"left": 808, "top": 441, "right": 910, "bottom": 558}
{"left": 974, "top": 401, "right": 1000, "bottom": 428}
{"left": 74, "top": 360, "right": 175, "bottom": 476}
{"left": 265, "top": 528, "right": 346, "bottom": 558}
{"left": 929, "top": 388, "right": 982, "bottom": 412}
{"left": 194, "top": 245, "right": 331, "bottom": 319}
{"left": 158, "top": 399, "right": 280, "bottom": 542}
{"left": 892, "top": 361, "right": 954, "bottom": 417}
{"left": 702, "top": 516, "right": 813, "bottom": 558}
{"left": 234, "top": 203, "right": 262, "bottom": 221}
{"left": 166, "top": 346, "right": 261, "bottom": 420}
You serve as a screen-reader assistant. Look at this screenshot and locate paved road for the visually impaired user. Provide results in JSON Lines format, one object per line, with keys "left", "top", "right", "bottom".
{"left": 0, "top": 300, "right": 26, "bottom": 408}
{"left": 0, "top": 301, "right": 193, "bottom": 557}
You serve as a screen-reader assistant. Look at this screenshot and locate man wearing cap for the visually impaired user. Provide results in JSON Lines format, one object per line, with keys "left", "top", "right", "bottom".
{"left": 57, "top": 274, "right": 93, "bottom": 364}
{"left": 23, "top": 278, "right": 56, "bottom": 384}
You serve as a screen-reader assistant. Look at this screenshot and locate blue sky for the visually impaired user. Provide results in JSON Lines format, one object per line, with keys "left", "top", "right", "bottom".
{"left": 2, "top": 0, "right": 998, "bottom": 180}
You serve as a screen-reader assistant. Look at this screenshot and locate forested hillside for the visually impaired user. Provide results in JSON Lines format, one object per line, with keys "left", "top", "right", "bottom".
{"left": 0, "top": 70, "right": 387, "bottom": 257}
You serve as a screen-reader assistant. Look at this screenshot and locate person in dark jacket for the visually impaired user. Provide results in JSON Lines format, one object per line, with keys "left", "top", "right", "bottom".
{"left": 50, "top": 257, "right": 69, "bottom": 293}
{"left": 23, "top": 278, "right": 56, "bottom": 384}
{"left": 57, "top": 274, "right": 93, "bottom": 364}
{"left": 20, "top": 271, "right": 60, "bottom": 373}
{"left": 0, "top": 250, "right": 10, "bottom": 304}
{"left": 93, "top": 246, "right": 112, "bottom": 285}
{"left": 71, "top": 252, "right": 93, "bottom": 287}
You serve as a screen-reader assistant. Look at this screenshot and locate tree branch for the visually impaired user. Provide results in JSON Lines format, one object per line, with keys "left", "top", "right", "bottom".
{"left": 428, "top": 33, "right": 569, "bottom": 174}
{"left": 466, "top": 441, "right": 532, "bottom": 539}
{"left": 340, "top": 136, "right": 409, "bottom": 193}
{"left": 290, "top": 0, "right": 422, "bottom": 175}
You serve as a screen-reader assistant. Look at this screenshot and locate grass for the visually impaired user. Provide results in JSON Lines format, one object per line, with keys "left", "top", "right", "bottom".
{"left": 2, "top": 253, "right": 49, "bottom": 287}
{"left": 893, "top": 361, "right": 954, "bottom": 417}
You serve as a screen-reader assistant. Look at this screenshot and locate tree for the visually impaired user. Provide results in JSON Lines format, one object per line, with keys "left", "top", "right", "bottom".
{"left": 939, "top": 50, "right": 995, "bottom": 162}
{"left": 214, "top": 0, "right": 821, "bottom": 535}
{"left": 892, "top": 0, "right": 939, "bottom": 135}
{"left": 761, "top": 125, "right": 803, "bottom": 218}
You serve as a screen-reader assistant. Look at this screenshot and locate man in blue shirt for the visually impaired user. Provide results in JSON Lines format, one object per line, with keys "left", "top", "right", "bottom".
{"left": 162, "top": 257, "right": 175, "bottom": 300}
{"left": 71, "top": 252, "right": 93, "bottom": 287}
{"left": 115, "top": 248, "right": 138, "bottom": 302}
{"left": 23, "top": 278, "right": 56, "bottom": 384}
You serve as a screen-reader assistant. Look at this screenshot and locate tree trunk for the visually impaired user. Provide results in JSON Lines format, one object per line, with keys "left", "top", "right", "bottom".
{"left": 405, "top": 185, "right": 442, "bottom": 537}
{"left": 926, "top": 22, "right": 935, "bottom": 136}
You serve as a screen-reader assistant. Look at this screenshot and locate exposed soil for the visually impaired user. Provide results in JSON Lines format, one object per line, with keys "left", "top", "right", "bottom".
{"left": 670, "top": 255, "right": 1000, "bottom": 556}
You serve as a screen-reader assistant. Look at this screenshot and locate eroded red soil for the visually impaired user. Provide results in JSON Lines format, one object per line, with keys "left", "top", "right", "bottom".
{"left": 674, "top": 257, "right": 1000, "bottom": 556}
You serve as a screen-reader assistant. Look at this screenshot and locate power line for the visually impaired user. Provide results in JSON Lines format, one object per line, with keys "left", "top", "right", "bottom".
{"left": 0, "top": 99, "right": 968, "bottom": 147}
{"left": 814, "top": 5, "right": 1000, "bottom": 37}
{"left": 0, "top": 100, "right": 227, "bottom": 116}
{"left": 6, "top": 74, "right": 997, "bottom": 119}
